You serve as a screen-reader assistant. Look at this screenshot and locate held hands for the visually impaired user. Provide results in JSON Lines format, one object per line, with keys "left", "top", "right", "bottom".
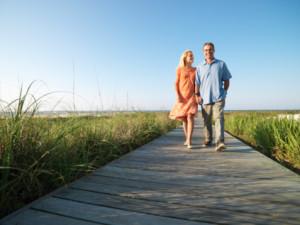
{"left": 177, "top": 95, "right": 201, "bottom": 104}
{"left": 195, "top": 95, "right": 202, "bottom": 104}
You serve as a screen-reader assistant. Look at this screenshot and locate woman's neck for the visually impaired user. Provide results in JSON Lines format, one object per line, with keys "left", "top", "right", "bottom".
{"left": 185, "top": 63, "right": 192, "bottom": 69}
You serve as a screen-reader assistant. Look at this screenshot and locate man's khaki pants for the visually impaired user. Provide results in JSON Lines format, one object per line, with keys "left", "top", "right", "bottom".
{"left": 201, "top": 98, "right": 225, "bottom": 143}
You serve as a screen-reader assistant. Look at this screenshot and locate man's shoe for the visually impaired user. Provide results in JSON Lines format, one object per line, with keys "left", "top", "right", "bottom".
{"left": 201, "top": 140, "right": 212, "bottom": 147}
{"left": 215, "top": 142, "right": 226, "bottom": 151}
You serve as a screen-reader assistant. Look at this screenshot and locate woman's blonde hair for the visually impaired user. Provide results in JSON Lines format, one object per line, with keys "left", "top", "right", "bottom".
{"left": 177, "top": 50, "right": 193, "bottom": 69}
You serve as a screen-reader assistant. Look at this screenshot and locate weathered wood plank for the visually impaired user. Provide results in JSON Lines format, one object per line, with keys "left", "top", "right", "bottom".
{"left": 112, "top": 153, "right": 292, "bottom": 172}
{"left": 53, "top": 188, "right": 300, "bottom": 224}
{"left": 94, "top": 166, "right": 300, "bottom": 192}
{"left": 1, "top": 209, "right": 102, "bottom": 225}
{"left": 108, "top": 161, "right": 299, "bottom": 181}
{"left": 70, "top": 178, "right": 300, "bottom": 207}
{"left": 85, "top": 173, "right": 295, "bottom": 194}
{"left": 136, "top": 135, "right": 239, "bottom": 149}
{"left": 119, "top": 151, "right": 278, "bottom": 164}
{"left": 64, "top": 179, "right": 300, "bottom": 221}
{"left": 31, "top": 197, "right": 208, "bottom": 225}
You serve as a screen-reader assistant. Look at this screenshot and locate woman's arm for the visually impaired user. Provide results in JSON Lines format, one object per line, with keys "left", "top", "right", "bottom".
{"left": 175, "top": 69, "right": 182, "bottom": 101}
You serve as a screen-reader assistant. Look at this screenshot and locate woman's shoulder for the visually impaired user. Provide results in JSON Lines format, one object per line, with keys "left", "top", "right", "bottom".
{"left": 176, "top": 67, "right": 184, "bottom": 73}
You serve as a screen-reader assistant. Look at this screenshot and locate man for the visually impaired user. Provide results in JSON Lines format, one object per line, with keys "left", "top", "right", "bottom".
{"left": 195, "top": 42, "right": 232, "bottom": 151}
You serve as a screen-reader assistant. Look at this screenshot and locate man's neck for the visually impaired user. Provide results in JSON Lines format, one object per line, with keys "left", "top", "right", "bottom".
{"left": 205, "top": 57, "right": 214, "bottom": 64}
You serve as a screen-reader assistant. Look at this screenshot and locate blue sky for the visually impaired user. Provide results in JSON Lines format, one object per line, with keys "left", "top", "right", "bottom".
{"left": 0, "top": 0, "right": 300, "bottom": 111}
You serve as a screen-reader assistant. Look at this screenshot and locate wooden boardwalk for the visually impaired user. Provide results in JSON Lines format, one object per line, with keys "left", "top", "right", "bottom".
{"left": 1, "top": 116, "right": 300, "bottom": 225}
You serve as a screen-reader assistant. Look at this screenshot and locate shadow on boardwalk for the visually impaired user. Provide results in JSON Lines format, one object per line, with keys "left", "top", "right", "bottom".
{"left": 1, "top": 116, "right": 300, "bottom": 224}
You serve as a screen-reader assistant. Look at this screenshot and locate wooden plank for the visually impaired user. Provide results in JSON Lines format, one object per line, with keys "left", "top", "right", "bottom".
{"left": 137, "top": 135, "right": 239, "bottom": 148}
{"left": 71, "top": 176, "right": 300, "bottom": 206}
{"left": 66, "top": 177, "right": 300, "bottom": 220}
{"left": 89, "top": 167, "right": 300, "bottom": 206}
{"left": 112, "top": 153, "right": 292, "bottom": 172}
{"left": 162, "top": 129, "right": 237, "bottom": 138}
{"left": 85, "top": 172, "right": 298, "bottom": 193}
{"left": 53, "top": 188, "right": 299, "bottom": 224}
{"left": 110, "top": 149, "right": 299, "bottom": 181}
{"left": 1, "top": 209, "right": 102, "bottom": 225}
{"left": 31, "top": 197, "right": 207, "bottom": 225}
{"left": 113, "top": 143, "right": 283, "bottom": 161}
{"left": 123, "top": 151, "right": 276, "bottom": 162}
{"left": 94, "top": 166, "right": 300, "bottom": 192}
{"left": 101, "top": 162, "right": 300, "bottom": 181}
{"left": 67, "top": 180, "right": 300, "bottom": 223}
{"left": 119, "top": 137, "right": 264, "bottom": 155}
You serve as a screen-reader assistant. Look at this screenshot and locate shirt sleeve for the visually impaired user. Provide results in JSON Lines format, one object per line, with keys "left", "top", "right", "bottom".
{"left": 222, "top": 62, "right": 232, "bottom": 81}
{"left": 195, "top": 66, "right": 201, "bottom": 85}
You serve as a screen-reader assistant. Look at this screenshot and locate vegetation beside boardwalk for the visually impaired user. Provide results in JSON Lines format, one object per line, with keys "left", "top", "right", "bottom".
{"left": 0, "top": 87, "right": 181, "bottom": 218}
{"left": 225, "top": 111, "right": 300, "bottom": 173}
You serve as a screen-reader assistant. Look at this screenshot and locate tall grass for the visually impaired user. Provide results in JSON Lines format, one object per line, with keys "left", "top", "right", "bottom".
{"left": 0, "top": 85, "right": 181, "bottom": 218}
{"left": 225, "top": 111, "right": 300, "bottom": 170}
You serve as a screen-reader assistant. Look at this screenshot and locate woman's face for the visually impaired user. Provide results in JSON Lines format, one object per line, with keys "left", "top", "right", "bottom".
{"left": 185, "top": 52, "right": 194, "bottom": 64}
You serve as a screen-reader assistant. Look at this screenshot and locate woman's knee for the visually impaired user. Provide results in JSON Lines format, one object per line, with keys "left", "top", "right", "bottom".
{"left": 182, "top": 116, "right": 187, "bottom": 123}
{"left": 187, "top": 114, "right": 194, "bottom": 121}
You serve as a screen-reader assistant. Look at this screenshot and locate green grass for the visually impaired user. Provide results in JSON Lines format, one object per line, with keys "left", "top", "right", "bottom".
{"left": 0, "top": 84, "right": 181, "bottom": 218}
{"left": 225, "top": 111, "right": 300, "bottom": 171}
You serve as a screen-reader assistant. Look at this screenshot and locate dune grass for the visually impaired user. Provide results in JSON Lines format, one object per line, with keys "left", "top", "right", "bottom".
{"left": 0, "top": 85, "right": 181, "bottom": 218}
{"left": 224, "top": 111, "right": 300, "bottom": 172}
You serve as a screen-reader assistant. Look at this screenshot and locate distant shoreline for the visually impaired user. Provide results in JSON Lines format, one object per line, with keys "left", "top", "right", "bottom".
{"left": 37, "top": 109, "right": 300, "bottom": 115}
{"left": 1, "top": 109, "right": 300, "bottom": 116}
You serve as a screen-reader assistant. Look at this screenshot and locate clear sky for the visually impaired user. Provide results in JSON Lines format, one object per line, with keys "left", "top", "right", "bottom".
{"left": 1, "top": 0, "right": 300, "bottom": 111}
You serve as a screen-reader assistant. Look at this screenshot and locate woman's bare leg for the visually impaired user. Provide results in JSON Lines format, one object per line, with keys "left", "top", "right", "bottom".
{"left": 187, "top": 114, "right": 194, "bottom": 145}
{"left": 182, "top": 117, "right": 188, "bottom": 144}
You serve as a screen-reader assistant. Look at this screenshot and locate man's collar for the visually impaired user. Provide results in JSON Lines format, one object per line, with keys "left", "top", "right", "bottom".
{"left": 203, "top": 58, "right": 217, "bottom": 65}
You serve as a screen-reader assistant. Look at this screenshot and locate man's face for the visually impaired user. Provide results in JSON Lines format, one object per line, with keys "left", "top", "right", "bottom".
{"left": 203, "top": 45, "right": 215, "bottom": 60}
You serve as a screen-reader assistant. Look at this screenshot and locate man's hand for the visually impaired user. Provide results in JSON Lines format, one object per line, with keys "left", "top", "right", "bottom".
{"left": 195, "top": 95, "right": 202, "bottom": 104}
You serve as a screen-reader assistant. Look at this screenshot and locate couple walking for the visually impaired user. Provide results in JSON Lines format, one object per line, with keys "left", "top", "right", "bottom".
{"left": 169, "top": 42, "right": 232, "bottom": 151}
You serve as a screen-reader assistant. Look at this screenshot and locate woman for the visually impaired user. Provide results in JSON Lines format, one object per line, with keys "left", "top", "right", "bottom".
{"left": 169, "top": 50, "right": 198, "bottom": 149}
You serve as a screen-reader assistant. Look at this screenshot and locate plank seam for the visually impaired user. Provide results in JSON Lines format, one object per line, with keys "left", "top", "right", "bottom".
{"left": 29, "top": 207, "right": 108, "bottom": 225}
{"left": 38, "top": 196, "right": 218, "bottom": 225}
{"left": 57, "top": 188, "right": 300, "bottom": 222}
{"left": 69, "top": 180, "right": 300, "bottom": 208}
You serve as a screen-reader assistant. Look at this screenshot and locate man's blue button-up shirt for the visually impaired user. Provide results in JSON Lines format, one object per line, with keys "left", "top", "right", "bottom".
{"left": 195, "top": 58, "right": 232, "bottom": 105}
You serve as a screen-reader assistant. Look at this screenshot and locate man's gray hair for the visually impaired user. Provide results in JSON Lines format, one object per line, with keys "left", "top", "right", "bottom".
{"left": 203, "top": 42, "right": 215, "bottom": 50}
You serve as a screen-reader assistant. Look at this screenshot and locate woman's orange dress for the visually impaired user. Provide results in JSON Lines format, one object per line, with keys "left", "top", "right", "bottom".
{"left": 169, "top": 67, "right": 198, "bottom": 120}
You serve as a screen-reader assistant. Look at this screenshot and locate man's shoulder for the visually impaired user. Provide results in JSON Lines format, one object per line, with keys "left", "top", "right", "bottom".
{"left": 214, "top": 59, "right": 229, "bottom": 69}
{"left": 214, "top": 58, "right": 225, "bottom": 64}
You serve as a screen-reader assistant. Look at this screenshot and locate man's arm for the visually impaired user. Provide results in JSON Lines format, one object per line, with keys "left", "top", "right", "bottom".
{"left": 224, "top": 79, "right": 230, "bottom": 91}
{"left": 195, "top": 84, "right": 202, "bottom": 104}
